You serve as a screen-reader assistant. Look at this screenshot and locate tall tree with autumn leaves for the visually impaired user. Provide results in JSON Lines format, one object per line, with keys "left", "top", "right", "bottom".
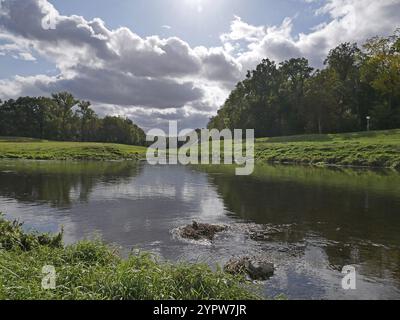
{"left": 209, "top": 31, "right": 400, "bottom": 137}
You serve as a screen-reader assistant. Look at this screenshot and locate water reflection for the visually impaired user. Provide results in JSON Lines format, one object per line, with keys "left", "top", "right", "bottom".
{"left": 202, "top": 165, "right": 400, "bottom": 245}
{"left": 0, "top": 161, "right": 228, "bottom": 250}
{"left": 0, "top": 160, "right": 399, "bottom": 299}
{"left": 201, "top": 165, "right": 400, "bottom": 299}
{"left": 0, "top": 161, "right": 143, "bottom": 208}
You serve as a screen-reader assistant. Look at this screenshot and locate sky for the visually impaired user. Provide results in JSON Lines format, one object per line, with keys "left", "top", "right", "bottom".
{"left": 0, "top": 0, "right": 399, "bottom": 132}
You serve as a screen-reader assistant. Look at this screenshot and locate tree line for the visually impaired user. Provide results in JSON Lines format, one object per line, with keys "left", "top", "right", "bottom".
{"left": 0, "top": 92, "right": 146, "bottom": 146}
{"left": 208, "top": 31, "right": 400, "bottom": 137}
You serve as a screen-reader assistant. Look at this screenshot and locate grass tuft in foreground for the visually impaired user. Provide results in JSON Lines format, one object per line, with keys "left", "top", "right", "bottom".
{"left": 0, "top": 215, "right": 258, "bottom": 300}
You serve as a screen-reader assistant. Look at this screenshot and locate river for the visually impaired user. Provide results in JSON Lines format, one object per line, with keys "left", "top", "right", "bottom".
{"left": 0, "top": 160, "right": 399, "bottom": 300}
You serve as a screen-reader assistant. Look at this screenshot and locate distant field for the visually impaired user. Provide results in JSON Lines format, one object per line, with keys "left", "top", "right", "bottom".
{"left": 254, "top": 129, "right": 400, "bottom": 169}
{"left": 256, "top": 129, "right": 400, "bottom": 143}
{"left": 0, "top": 137, "right": 147, "bottom": 161}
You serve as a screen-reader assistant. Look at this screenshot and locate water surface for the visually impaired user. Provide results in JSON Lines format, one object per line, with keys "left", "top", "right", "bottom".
{"left": 0, "top": 160, "right": 399, "bottom": 300}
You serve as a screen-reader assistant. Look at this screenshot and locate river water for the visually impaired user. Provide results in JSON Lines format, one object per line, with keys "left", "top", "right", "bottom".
{"left": 0, "top": 160, "right": 399, "bottom": 300}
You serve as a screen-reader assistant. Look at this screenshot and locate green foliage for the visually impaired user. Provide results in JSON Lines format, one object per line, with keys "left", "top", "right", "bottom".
{"left": 361, "top": 30, "right": 400, "bottom": 129}
{"left": 0, "top": 92, "right": 146, "bottom": 146}
{"left": 100, "top": 116, "right": 146, "bottom": 146}
{"left": 0, "top": 215, "right": 258, "bottom": 300}
{"left": 0, "top": 214, "right": 63, "bottom": 251}
{"left": 209, "top": 32, "right": 400, "bottom": 137}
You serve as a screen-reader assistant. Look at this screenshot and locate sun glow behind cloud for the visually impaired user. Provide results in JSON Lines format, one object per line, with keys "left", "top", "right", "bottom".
{"left": 184, "top": 0, "right": 207, "bottom": 13}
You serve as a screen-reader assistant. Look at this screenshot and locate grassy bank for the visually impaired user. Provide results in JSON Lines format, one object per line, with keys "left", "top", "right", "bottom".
{"left": 1, "top": 129, "right": 399, "bottom": 169}
{"left": 0, "top": 215, "right": 257, "bottom": 300}
{"left": 0, "top": 137, "right": 147, "bottom": 161}
{"left": 254, "top": 129, "right": 400, "bottom": 169}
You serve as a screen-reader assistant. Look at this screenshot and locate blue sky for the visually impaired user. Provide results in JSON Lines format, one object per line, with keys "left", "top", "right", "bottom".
{"left": 0, "top": 0, "right": 399, "bottom": 131}
{"left": 49, "top": 0, "right": 325, "bottom": 45}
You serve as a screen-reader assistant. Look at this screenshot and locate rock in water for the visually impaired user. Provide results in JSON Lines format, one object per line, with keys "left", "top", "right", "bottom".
{"left": 180, "top": 221, "right": 227, "bottom": 241}
{"left": 224, "top": 256, "right": 275, "bottom": 280}
{"left": 246, "top": 260, "right": 275, "bottom": 280}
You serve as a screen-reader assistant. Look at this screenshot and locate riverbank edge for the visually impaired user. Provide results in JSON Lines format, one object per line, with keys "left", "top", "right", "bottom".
{"left": 0, "top": 215, "right": 259, "bottom": 300}
{"left": 0, "top": 154, "right": 398, "bottom": 171}
{"left": 255, "top": 158, "right": 400, "bottom": 170}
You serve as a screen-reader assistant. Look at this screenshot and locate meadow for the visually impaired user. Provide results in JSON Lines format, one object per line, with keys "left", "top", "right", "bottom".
{"left": 0, "top": 129, "right": 399, "bottom": 169}
{"left": 0, "top": 137, "right": 147, "bottom": 161}
{"left": 254, "top": 129, "right": 400, "bottom": 169}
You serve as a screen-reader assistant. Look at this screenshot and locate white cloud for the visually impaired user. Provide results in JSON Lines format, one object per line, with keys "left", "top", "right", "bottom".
{"left": 18, "top": 52, "right": 37, "bottom": 61}
{"left": 220, "top": 15, "right": 267, "bottom": 43}
{"left": 223, "top": 0, "right": 400, "bottom": 68}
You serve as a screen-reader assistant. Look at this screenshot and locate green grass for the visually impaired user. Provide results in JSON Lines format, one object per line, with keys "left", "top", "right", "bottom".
{"left": 0, "top": 137, "right": 147, "bottom": 161}
{"left": 254, "top": 129, "right": 400, "bottom": 169}
{"left": 1, "top": 129, "right": 399, "bottom": 168}
{"left": 0, "top": 215, "right": 258, "bottom": 300}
